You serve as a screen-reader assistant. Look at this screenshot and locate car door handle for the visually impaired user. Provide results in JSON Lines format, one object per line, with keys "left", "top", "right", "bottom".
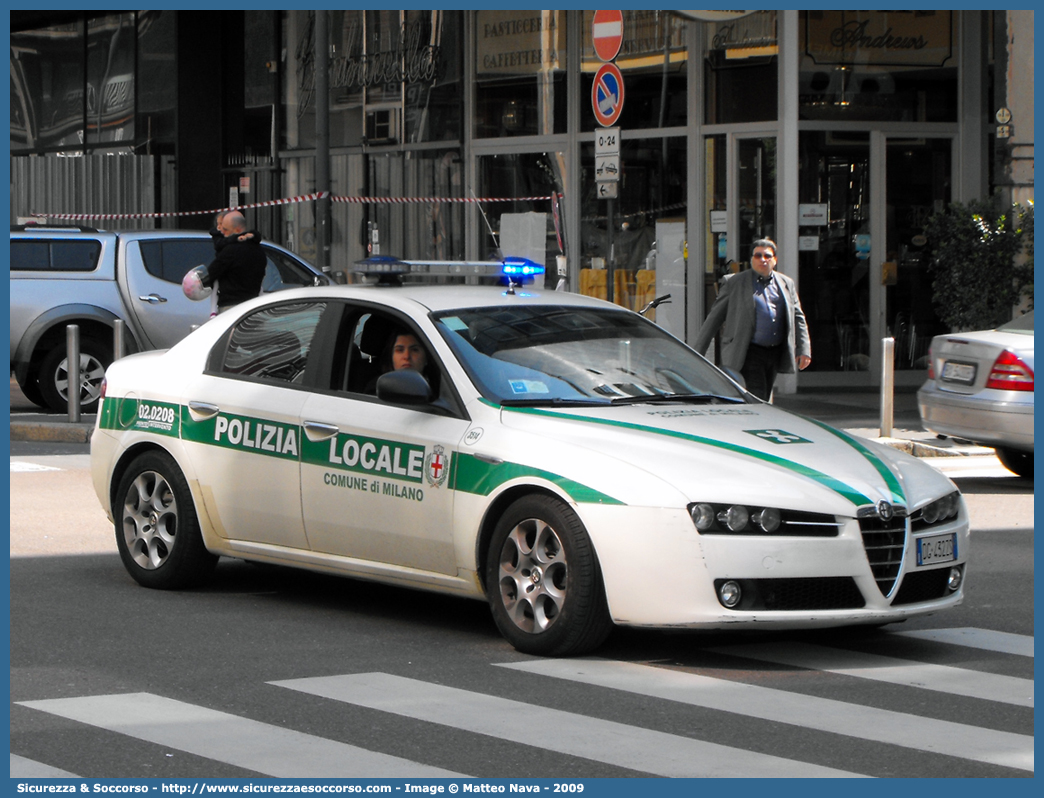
{"left": 303, "top": 421, "right": 339, "bottom": 442}
{"left": 187, "top": 401, "right": 220, "bottom": 420}
{"left": 138, "top": 293, "right": 168, "bottom": 304}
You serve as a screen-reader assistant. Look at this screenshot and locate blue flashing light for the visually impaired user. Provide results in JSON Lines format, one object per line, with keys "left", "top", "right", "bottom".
{"left": 501, "top": 256, "right": 546, "bottom": 278}
{"left": 354, "top": 255, "right": 409, "bottom": 272}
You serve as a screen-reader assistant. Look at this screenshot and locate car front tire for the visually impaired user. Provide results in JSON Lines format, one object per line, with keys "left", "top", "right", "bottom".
{"left": 996, "top": 447, "right": 1033, "bottom": 479}
{"left": 114, "top": 451, "right": 218, "bottom": 589}
{"left": 38, "top": 338, "right": 111, "bottom": 414}
{"left": 486, "top": 495, "right": 613, "bottom": 656}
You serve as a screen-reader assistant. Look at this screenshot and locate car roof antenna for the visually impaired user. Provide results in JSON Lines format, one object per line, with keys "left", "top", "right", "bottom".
{"left": 471, "top": 188, "right": 501, "bottom": 259}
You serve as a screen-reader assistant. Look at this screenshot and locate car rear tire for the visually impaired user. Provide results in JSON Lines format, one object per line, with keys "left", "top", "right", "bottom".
{"left": 996, "top": 447, "right": 1033, "bottom": 479}
{"left": 114, "top": 451, "right": 218, "bottom": 589}
{"left": 485, "top": 495, "right": 613, "bottom": 656}
{"left": 14, "top": 371, "right": 46, "bottom": 409}
{"left": 38, "top": 338, "right": 111, "bottom": 414}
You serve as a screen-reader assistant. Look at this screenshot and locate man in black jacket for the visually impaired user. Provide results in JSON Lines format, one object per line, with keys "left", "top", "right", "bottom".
{"left": 207, "top": 211, "right": 267, "bottom": 312}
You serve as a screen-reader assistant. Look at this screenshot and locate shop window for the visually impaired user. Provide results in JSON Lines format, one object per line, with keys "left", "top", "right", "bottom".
{"left": 476, "top": 152, "right": 564, "bottom": 264}
{"left": 86, "top": 13, "right": 136, "bottom": 146}
{"left": 137, "top": 11, "right": 176, "bottom": 152}
{"left": 362, "top": 149, "right": 465, "bottom": 262}
{"left": 580, "top": 11, "right": 687, "bottom": 133}
{"left": 703, "top": 11, "right": 778, "bottom": 125}
{"left": 283, "top": 10, "right": 462, "bottom": 149}
{"left": 474, "top": 11, "right": 567, "bottom": 138}
{"left": 799, "top": 11, "right": 957, "bottom": 123}
{"left": 578, "top": 137, "right": 686, "bottom": 312}
{"left": 11, "top": 20, "right": 87, "bottom": 151}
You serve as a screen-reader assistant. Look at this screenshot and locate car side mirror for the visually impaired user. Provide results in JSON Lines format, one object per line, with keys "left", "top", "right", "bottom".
{"left": 375, "top": 369, "right": 432, "bottom": 405}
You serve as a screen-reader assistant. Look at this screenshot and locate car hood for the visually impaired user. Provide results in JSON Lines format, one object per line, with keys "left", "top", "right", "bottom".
{"left": 498, "top": 401, "right": 953, "bottom": 514}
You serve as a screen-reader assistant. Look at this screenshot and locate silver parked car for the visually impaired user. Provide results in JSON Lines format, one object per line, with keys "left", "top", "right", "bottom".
{"left": 11, "top": 226, "right": 328, "bottom": 413}
{"left": 918, "top": 311, "right": 1034, "bottom": 477}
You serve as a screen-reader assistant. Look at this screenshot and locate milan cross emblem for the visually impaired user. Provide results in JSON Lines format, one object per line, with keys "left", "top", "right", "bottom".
{"left": 425, "top": 445, "right": 449, "bottom": 488}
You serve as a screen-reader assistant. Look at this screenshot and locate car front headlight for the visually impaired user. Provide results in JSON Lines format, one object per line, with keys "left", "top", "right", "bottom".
{"left": 688, "top": 502, "right": 839, "bottom": 536}
{"left": 913, "top": 491, "right": 960, "bottom": 530}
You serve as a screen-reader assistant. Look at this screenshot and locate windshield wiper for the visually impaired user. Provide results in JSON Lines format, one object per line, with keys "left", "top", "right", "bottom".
{"left": 499, "top": 397, "right": 612, "bottom": 408}
{"left": 610, "top": 393, "right": 745, "bottom": 406}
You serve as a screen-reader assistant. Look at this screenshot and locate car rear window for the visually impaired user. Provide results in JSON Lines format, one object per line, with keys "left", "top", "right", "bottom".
{"left": 220, "top": 301, "right": 328, "bottom": 384}
{"left": 138, "top": 239, "right": 217, "bottom": 284}
{"left": 10, "top": 239, "right": 101, "bottom": 272}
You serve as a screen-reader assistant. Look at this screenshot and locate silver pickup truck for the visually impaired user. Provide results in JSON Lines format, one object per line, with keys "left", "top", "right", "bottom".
{"left": 10, "top": 226, "right": 328, "bottom": 412}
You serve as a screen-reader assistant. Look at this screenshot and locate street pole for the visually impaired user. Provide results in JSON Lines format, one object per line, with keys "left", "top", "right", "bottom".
{"left": 315, "top": 10, "right": 331, "bottom": 273}
{"left": 606, "top": 198, "right": 615, "bottom": 304}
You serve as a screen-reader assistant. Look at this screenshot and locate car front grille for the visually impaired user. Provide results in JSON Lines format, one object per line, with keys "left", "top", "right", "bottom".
{"left": 891, "top": 567, "right": 959, "bottom": 605}
{"left": 713, "top": 577, "right": 865, "bottom": 611}
{"left": 859, "top": 516, "right": 907, "bottom": 597}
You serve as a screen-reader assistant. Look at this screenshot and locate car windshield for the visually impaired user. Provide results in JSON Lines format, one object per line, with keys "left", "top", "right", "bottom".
{"left": 433, "top": 305, "right": 746, "bottom": 406}
{"left": 998, "top": 310, "right": 1033, "bottom": 334}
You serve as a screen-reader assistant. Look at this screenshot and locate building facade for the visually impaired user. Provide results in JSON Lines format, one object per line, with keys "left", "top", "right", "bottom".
{"left": 10, "top": 10, "right": 1034, "bottom": 390}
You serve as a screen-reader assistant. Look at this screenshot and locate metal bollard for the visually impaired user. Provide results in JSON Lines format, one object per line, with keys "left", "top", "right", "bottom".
{"left": 880, "top": 337, "right": 894, "bottom": 438}
{"left": 113, "top": 319, "right": 125, "bottom": 361}
{"left": 66, "top": 324, "right": 81, "bottom": 423}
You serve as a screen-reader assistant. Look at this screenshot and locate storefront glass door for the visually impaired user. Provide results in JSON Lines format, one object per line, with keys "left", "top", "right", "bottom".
{"left": 797, "top": 131, "right": 872, "bottom": 374}
{"left": 797, "top": 131, "right": 952, "bottom": 380}
{"left": 883, "top": 136, "right": 952, "bottom": 370}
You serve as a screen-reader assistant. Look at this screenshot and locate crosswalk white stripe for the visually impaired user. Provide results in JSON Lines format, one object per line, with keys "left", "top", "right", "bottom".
{"left": 10, "top": 461, "right": 61, "bottom": 472}
{"left": 497, "top": 659, "right": 1034, "bottom": 773}
{"left": 10, "top": 753, "right": 79, "bottom": 778}
{"left": 270, "top": 672, "right": 866, "bottom": 778}
{"left": 891, "top": 627, "right": 1034, "bottom": 658}
{"left": 707, "top": 641, "right": 1033, "bottom": 707}
{"left": 18, "top": 693, "right": 464, "bottom": 778}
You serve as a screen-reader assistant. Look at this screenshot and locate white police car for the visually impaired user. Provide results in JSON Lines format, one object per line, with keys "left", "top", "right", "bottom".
{"left": 91, "top": 260, "right": 968, "bottom": 656}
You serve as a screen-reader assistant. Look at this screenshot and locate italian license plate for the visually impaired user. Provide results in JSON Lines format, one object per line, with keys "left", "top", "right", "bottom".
{"left": 917, "top": 532, "right": 957, "bottom": 566}
{"left": 941, "top": 361, "right": 976, "bottom": 384}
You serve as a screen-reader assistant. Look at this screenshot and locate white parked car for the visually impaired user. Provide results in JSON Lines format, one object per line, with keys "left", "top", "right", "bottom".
{"left": 91, "top": 265, "right": 969, "bottom": 656}
{"left": 918, "top": 311, "right": 1034, "bottom": 478}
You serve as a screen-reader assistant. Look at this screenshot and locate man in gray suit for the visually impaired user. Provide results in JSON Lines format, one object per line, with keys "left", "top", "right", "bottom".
{"left": 693, "top": 238, "right": 811, "bottom": 401}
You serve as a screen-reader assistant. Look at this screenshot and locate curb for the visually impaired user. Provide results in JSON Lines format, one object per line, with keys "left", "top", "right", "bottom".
{"left": 11, "top": 419, "right": 95, "bottom": 444}
{"left": 868, "top": 436, "right": 995, "bottom": 458}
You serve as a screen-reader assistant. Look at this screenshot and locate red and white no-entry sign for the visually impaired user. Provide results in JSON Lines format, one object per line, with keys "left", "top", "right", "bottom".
{"left": 591, "top": 62, "right": 625, "bottom": 127}
{"left": 592, "top": 10, "right": 624, "bottom": 62}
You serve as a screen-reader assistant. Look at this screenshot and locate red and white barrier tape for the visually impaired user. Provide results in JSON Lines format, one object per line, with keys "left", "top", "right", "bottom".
{"left": 30, "top": 192, "right": 555, "bottom": 221}
{"left": 329, "top": 195, "right": 553, "bottom": 204}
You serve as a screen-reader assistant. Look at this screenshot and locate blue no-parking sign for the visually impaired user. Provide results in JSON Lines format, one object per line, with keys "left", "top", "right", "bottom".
{"left": 591, "top": 62, "right": 625, "bottom": 127}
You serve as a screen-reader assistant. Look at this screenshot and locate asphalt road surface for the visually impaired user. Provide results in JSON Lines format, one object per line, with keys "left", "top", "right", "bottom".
{"left": 10, "top": 446, "right": 1034, "bottom": 779}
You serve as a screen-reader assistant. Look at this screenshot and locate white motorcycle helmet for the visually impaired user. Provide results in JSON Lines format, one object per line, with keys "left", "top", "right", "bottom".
{"left": 182, "top": 264, "right": 212, "bottom": 301}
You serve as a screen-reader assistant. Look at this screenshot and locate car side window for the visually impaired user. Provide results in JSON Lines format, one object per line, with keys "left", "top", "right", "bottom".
{"left": 139, "top": 239, "right": 216, "bottom": 284}
{"left": 326, "top": 309, "right": 454, "bottom": 412}
{"left": 221, "top": 301, "right": 327, "bottom": 384}
{"left": 261, "top": 247, "right": 326, "bottom": 292}
{"left": 11, "top": 240, "right": 101, "bottom": 272}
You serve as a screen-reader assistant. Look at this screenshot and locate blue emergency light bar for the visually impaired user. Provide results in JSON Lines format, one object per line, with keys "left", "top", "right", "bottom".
{"left": 354, "top": 255, "right": 545, "bottom": 284}
{"left": 500, "top": 257, "right": 546, "bottom": 278}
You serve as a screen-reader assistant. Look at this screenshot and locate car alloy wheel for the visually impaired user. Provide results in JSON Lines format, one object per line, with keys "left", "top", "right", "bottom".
{"left": 486, "top": 495, "right": 612, "bottom": 656}
{"left": 114, "top": 451, "right": 217, "bottom": 589}
{"left": 38, "top": 339, "right": 111, "bottom": 414}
